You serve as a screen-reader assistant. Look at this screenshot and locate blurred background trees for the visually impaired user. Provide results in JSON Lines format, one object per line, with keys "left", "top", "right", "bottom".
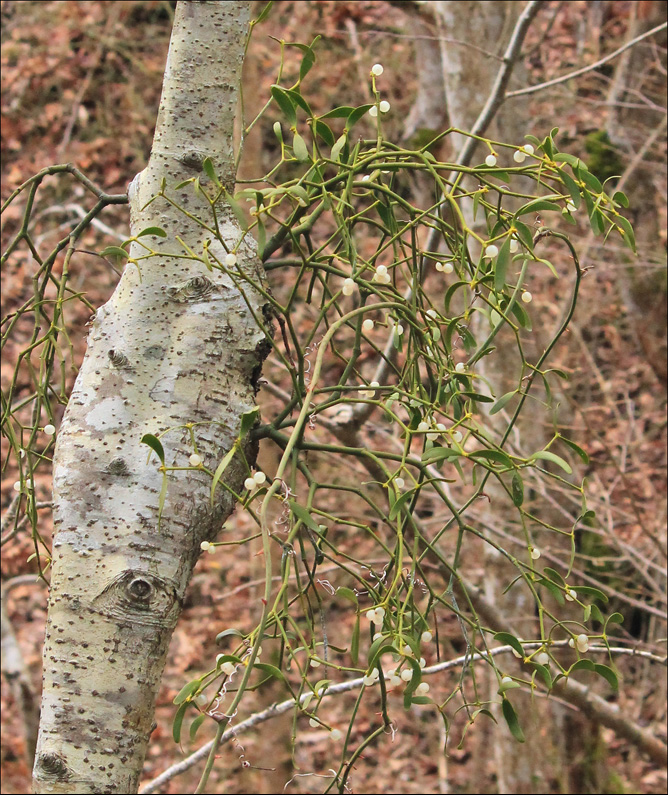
{"left": 1, "top": 2, "right": 666, "bottom": 793}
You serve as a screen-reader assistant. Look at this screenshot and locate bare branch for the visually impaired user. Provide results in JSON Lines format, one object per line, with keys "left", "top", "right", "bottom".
{"left": 507, "top": 21, "right": 668, "bottom": 99}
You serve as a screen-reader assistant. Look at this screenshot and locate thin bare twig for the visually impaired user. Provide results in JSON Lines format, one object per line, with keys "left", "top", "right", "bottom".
{"left": 507, "top": 21, "right": 668, "bottom": 98}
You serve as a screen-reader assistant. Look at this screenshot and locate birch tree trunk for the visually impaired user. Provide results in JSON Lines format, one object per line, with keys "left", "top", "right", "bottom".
{"left": 32, "top": 3, "right": 268, "bottom": 792}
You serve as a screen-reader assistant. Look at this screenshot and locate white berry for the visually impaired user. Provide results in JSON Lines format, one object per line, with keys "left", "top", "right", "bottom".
{"left": 368, "top": 106, "right": 378, "bottom": 117}
{"left": 330, "top": 728, "right": 343, "bottom": 740}
{"left": 415, "top": 682, "right": 430, "bottom": 695}
{"left": 455, "top": 362, "right": 466, "bottom": 373}
{"left": 225, "top": 253, "right": 237, "bottom": 266}
{"left": 253, "top": 471, "right": 267, "bottom": 485}
{"left": 244, "top": 477, "right": 256, "bottom": 491}
{"left": 394, "top": 477, "right": 405, "bottom": 488}
{"left": 371, "top": 63, "right": 384, "bottom": 76}
{"left": 509, "top": 238, "right": 519, "bottom": 253}
{"left": 362, "top": 318, "right": 374, "bottom": 332}
{"left": 421, "top": 631, "right": 433, "bottom": 643}
{"left": 484, "top": 244, "right": 499, "bottom": 259}
{"left": 513, "top": 150, "right": 527, "bottom": 163}
{"left": 443, "top": 261, "right": 454, "bottom": 273}
{"left": 530, "top": 547, "right": 541, "bottom": 560}
{"left": 342, "top": 278, "right": 356, "bottom": 296}
{"left": 521, "top": 290, "right": 533, "bottom": 303}
{"left": 536, "top": 652, "right": 550, "bottom": 666}
{"left": 189, "top": 453, "right": 202, "bottom": 467}
{"left": 485, "top": 154, "right": 497, "bottom": 167}
{"left": 400, "top": 669, "right": 413, "bottom": 681}
{"left": 379, "top": 100, "right": 390, "bottom": 113}
{"left": 200, "top": 541, "right": 211, "bottom": 551}
{"left": 43, "top": 424, "right": 56, "bottom": 436}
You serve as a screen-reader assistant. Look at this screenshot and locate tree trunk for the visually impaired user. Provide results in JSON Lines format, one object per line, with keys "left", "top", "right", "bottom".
{"left": 32, "top": 3, "right": 268, "bottom": 793}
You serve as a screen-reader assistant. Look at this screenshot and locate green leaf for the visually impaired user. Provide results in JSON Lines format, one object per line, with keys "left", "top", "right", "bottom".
{"left": 594, "top": 663, "right": 618, "bottom": 690}
{"left": 173, "top": 680, "right": 201, "bottom": 705}
{"left": 289, "top": 500, "right": 321, "bottom": 532}
{"left": 189, "top": 714, "right": 206, "bottom": 742}
{"left": 612, "top": 190, "right": 629, "bottom": 208}
{"left": 460, "top": 392, "right": 494, "bottom": 404}
{"left": 494, "top": 237, "right": 512, "bottom": 294}
{"left": 528, "top": 662, "right": 553, "bottom": 689}
{"left": 270, "top": 85, "right": 296, "bottom": 125}
{"left": 579, "top": 168, "right": 603, "bottom": 193}
{"left": 493, "top": 632, "right": 524, "bottom": 658}
{"left": 490, "top": 391, "right": 516, "bottom": 416}
{"left": 530, "top": 450, "right": 573, "bottom": 474}
{"left": 100, "top": 245, "right": 130, "bottom": 260}
{"left": 172, "top": 701, "right": 189, "bottom": 744}
{"left": 210, "top": 446, "right": 237, "bottom": 506}
{"left": 320, "top": 105, "right": 356, "bottom": 119}
{"left": 254, "top": 0, "right": 274, "bottom": 24}
{"left": 215, "top": 628, "right": 244, "bottom": 644}
{"left": 346, "top": 104, "right": 373, "bottom": 129}
{"left": 553, "top": 152, "right": 582, "bottom": 167}
{"left": 514, "top": 222, "right": 534, "bottom": 251}
{"left": 589, "top": 208, "right": 605, "bottom": 236}
{"left": 543, "top": 567, "right": 565, "bottom": 587}
{"left": 559, "top": 436, "right": 589, "bottom": 463}
{"left": 570, "top": 585, "right": 608, "bottom": 603}
{"left": 202, "top": 157, "right": 220, "bottom": 187}
{"left": 615, "top": 214, "right": 636, "bottom": 253}
{"left": 511, "top": 300, "right": 532, "bottom": 329}
{"left": 511, "top": 471, "right": 524, "bottom": 507}
{"left": 331, "top": 134, "right": 347, "bottom": 161}
{"left": 421, "top": 447, "right": 462, "bottom": 464}
{"left": 337, "top": 587, "right": 358, "bottom": 605}
{"left": 137, "top": 226, "right": 167, "bottom": 238}
{"left": 536, "top": 578, "right": 565, "bottom": 604}
{"left": 501, "top": 698, "right": 525, "bottom": 743}
{"left": 292, "top": 131, "right": 310, "bottom": 162}
{"left": 240, "top": 407, "right": 260, "bottom": 436}
{"left": 255, "top": 662, "right": 289, "bottom": 685}
{"left": 590, "top": 604, "right": 605, "bottom": 624}
{"left": 569, "top": 659, "right": 595, "bottom": 674}
{"left": 559, "top": 169, "right": 582, "bottom": 208}
{"left": 141, "top": 434, "right": 165, "bottom": 466}
{"left": 605, "top": 612, "right": 624, "bottom": 629}
{"left": 469, "top": 449, "right": 514, "bottom": 468}
{"left": 283, "top": 87, "right": 312, "bottom": 116}
{"left": 389, "top": 489, "right": 415, "bottom": 520}
{"left": 515, "top": 198, "right": 562, "bottom": 217}
{"left": 225, "top": 189, "right": 249, "bottom": 230}
{"left": 314, "top": 120, "right": 335, "bottom": 147}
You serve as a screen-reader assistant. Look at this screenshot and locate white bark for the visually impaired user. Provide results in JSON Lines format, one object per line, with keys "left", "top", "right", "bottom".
{"left": 32, "top": 3, "right": 268, "bottom": 793}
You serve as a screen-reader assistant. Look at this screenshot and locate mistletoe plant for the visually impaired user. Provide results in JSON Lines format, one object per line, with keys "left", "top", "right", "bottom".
{"left": 1, "top": 35, "right": 636, "bottom": 795}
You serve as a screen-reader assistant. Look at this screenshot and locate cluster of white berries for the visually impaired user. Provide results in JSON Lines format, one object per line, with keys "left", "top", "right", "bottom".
{"left": 216, "top": 655, "right": 238, "bottom": 676}
{"left": 200, "top": 540, "right": 217, "bottom": 554}
{"left": 513, "top": 144, "right": 535, "bottom": 163}
{"left": 368, "top": 101, "right": 391, "bottom": 118}
{"left": 225, "top": 253, "right": 237, "bottom": 267}
{"left": 365, "top": 605, "right": 386, "bottom": 623}
{"left": 569, "top": 633, "right": 590, "bottom": 653}
{"left": 435, "top": 260, "right": 454, "bottom": 274}
{"left": 373, "top": 264, "right": 391, "bottom": 284}
{"left": 13, "top": 479, "right": 33, "bottom": 493}
{"left": 342, "top": 277, "right": 356, "bottom": 296}
{"left": 362, "top": 667, "right": 381, "bottom": 686}
{"left": 244, "top": 470, "right": 267, "bottom": 492}
{"left": 360, "top": 381, "right": 380, "bottom": 399}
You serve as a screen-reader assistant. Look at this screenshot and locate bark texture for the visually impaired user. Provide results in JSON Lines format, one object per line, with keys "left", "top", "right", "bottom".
{"left": 32, "top": 3, "right": 267, "bottom": 793}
